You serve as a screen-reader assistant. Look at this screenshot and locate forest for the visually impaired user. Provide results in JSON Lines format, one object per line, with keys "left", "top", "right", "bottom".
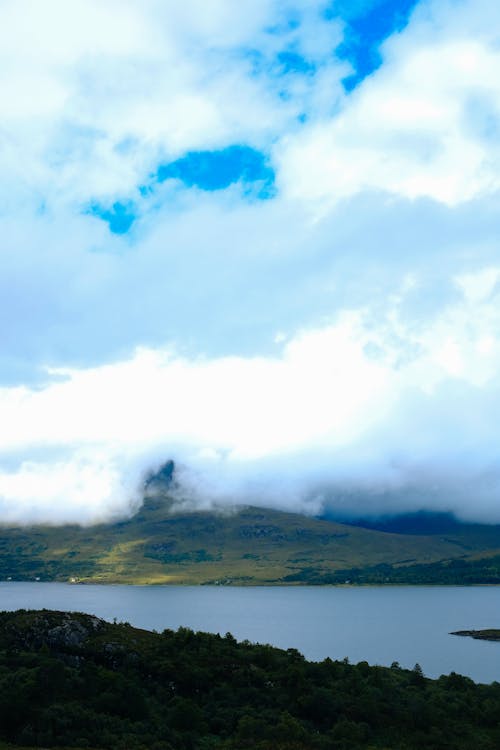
{"left": 283, "top": 554, "right": 500, "bottom": 585}
{"left": 1, "top": 609, "right": 499, "bottom": 750}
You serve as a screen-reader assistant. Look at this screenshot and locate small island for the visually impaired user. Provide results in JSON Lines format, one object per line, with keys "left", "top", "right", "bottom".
{"left": 451, "top": 629, "right": 500, "bottom": 641}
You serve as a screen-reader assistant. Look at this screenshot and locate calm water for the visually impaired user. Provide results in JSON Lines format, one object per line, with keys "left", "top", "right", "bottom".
{"left": 1, "top": 582, "right": 500, "bottom": 683}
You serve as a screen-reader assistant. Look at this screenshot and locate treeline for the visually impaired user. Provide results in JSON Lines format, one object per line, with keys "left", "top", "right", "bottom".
{"left": 284, "top": 554, "right": 500, "bottom": 585}
{"left": 1, "top": 609, "right": 500, "bottom": 750}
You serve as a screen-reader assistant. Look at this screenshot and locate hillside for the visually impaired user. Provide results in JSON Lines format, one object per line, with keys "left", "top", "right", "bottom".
{"left": 2, "top": 494, "right": 500, "bottom": 584}
{"left": 1, "top": 608, "right": 500, "bottom": 750}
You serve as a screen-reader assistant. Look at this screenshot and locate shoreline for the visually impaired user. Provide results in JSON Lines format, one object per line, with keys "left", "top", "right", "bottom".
{"left": 3, "top": 578, "right": 500, "bottom": 588}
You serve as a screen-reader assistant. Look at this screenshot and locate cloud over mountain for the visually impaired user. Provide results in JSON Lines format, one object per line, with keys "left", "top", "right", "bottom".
{"left": 1, "top": 0, "right": 500, "bottom": 524}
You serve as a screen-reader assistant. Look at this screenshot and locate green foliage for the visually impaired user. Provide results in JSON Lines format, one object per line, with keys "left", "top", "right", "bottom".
{"left": 0, "top": 609, "right": 500, "bottom": 750}
{"left": 289, "top": 555, "right": 500, "bottom": 585}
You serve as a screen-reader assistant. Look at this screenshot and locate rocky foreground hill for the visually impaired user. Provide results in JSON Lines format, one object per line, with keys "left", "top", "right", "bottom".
{"left": 1, "top": 608, "right": 500, "bottom": 750}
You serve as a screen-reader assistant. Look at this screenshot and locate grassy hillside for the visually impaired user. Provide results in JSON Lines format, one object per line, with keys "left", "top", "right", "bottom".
{"left": 2, "top": 495, "right": 500, "bottom": 584}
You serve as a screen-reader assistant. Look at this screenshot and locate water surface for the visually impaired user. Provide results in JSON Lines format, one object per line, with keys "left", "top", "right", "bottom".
{"left": 1, "top": 582, "right": 499, "bottom": 683}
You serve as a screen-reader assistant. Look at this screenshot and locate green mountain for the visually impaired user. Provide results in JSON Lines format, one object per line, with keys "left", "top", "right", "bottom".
{"left": 1, "top": 608, "right": 500, "bottom": 750}
{"left": 2, "top": 493, "right": 500, "bottom": 584}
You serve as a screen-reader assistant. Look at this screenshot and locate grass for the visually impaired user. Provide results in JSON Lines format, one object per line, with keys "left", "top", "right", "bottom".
{"left": 1, "top": 496, "right": 500, "bottom": 584}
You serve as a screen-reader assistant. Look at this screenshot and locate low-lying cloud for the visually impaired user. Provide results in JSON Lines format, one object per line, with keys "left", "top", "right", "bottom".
{"left": 3, "top": 285, "right": 500, "bottom": 525}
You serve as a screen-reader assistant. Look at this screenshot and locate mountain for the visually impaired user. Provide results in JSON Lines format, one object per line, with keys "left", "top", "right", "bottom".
{"left": 2, "top": 608, "right": 500, "bottom": 749}
{"left": 327, "top": 510, "right": 464, "bottom": 535}
{"left": 2, "top": 491, "right": 500, "bottom": 584}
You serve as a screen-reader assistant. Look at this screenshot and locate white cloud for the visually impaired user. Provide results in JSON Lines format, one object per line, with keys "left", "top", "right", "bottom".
{"left": 0, "top": 0, "right": 344, "bottom": 207}
{"left": 277, "top": 0, "right": 500, "bottom": 209}
{"left": 1, "top": 0, "right": 500, "bottom": 524}
{"left": 2, "top": 286, "right": 500, "bottom": 523}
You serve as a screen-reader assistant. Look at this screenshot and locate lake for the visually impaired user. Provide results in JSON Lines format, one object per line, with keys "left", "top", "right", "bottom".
{"left": 1, "top": 582, "right": 499, "bottom": 683}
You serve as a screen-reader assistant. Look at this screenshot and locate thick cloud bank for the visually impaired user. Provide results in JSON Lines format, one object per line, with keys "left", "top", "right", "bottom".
{"left": 3, "top": 295, "right": 500, "bottom": 524}
{"left": 2, "top": 0, "right": 500, "bottom": 523}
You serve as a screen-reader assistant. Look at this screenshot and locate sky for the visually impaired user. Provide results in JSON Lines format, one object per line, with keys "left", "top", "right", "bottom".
{"left": 2, "top": 0, "right": 500, "bottom": 524}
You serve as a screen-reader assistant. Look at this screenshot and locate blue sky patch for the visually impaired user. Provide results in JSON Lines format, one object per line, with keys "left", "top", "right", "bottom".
{"left": 157, "top": 145, "right": 276, "bottom": 197}
{"left": 89, "top": 201, "right": 136, "bottom": 235}
{"left": 333, "top": 0, "right": 420, "bottom": 90}
{"left": 276, "top": 51, "right": 316, "bottom": 75}
{"left": 87, "top": 147, "right": 275, "bottom": 235}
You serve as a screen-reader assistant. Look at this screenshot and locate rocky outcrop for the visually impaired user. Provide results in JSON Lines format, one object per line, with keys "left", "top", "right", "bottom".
{"left": 0, "top": 610, "right": 105, "bottom": 651}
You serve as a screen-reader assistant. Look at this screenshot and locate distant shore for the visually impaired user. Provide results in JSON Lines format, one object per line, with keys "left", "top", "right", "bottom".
{"left": 451, "top": 629, "right": 500, "bottom": 641}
